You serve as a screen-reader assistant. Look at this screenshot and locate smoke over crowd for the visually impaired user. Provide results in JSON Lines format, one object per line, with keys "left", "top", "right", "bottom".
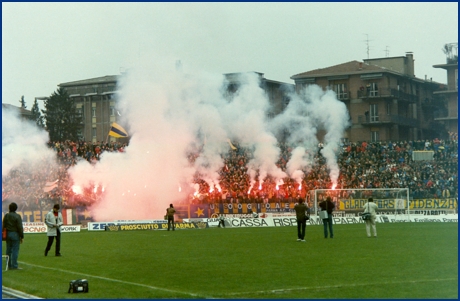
{"left": 2, "top": 61, "right": 350, "bottom": 221}
{"left": 2, "top": 107, "right": 57, "bottom": 177}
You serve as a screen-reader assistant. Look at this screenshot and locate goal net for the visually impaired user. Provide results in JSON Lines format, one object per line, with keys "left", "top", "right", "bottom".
{"left": 310, "top": 188, "right": 410, "bottom": 219}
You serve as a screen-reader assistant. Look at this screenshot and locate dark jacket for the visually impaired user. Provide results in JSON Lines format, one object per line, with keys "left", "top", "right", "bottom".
{"left": 319, "top": 200, "right": 335, "bottom": 215}
{"left": 294, "top": 202, "right": 309, "bottom": 221}
{"left": 2, "top": 212, "right": 24, "bottom": 239}
{"left": 166, "top": 207, "right": 176, "bottom": 219}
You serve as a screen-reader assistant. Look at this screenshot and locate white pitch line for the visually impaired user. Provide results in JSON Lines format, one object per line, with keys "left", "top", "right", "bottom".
{"left": 223, "top": 277, "right": 458, "bottom": 297}
{"left": 19, "top": 261, "right": 205, "bottom": 298}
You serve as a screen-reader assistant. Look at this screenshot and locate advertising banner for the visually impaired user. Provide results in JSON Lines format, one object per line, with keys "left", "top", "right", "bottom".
{"left": 23, "top": 222, "right": 47, "bottom": 233}
{"left": 5, "top": 199, "right": 457, "bottom": 224}
{"left": 194, "top": 214, "right": 458, "bottom": 228}
{"left": 22, "top": 222, "right": 81, "bottom": 233}
{"left": 340, "top": 198, "right": 458, "bottom": 210}
{"left": 99, "top": 221, "right": 209, "bottom": 232}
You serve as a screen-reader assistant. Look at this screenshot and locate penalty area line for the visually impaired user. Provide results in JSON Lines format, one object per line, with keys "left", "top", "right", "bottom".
{"left": 223, "top": 277, "right": 458, "bottom": 297}
{"left": 19, "top": 261, "right": 205, "bottom": 298}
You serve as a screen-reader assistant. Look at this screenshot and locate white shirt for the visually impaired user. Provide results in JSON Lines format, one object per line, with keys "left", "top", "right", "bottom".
{"left": 363, "top": 202, "right": 378, "bottom": 216}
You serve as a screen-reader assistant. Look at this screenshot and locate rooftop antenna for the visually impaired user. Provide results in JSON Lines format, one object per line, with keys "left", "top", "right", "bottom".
{"left": 364, "top": 34, "right": 372, "bottom": 59}
{"left": 384, "top": 46, "right": 390, "bottom": 57}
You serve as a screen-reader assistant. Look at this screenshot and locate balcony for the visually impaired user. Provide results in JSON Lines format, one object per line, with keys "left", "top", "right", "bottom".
{"left": 358, "top": 114, "right": 419, "bottom": 127}
{"left": 433, "top": 109, "right": 457, "bottom": 121}
{"left": 357, "top": 87, "right": 417, "bottom": 102}
{"left": 421, "top": 98, "right": 445, "bottom": 110}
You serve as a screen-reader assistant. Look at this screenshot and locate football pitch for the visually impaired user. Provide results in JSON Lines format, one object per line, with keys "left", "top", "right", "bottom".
{"left": 2, "top": 222, "right": 458, "bottom": 299}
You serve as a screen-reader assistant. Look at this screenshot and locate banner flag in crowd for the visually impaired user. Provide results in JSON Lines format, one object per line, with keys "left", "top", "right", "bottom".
{"left": 227, "top": 139, "right": 237, "bottom": 150}
{"left": 190, "top": 205, "right": 209, "bottom": 218}
{"left": 45, "top": 180, "right": 59, "bottom": 186}
{"left": 108, "top": 122, "right": 129, "bottom": 138}
{"left": 43, "top": 179, "right": 59, "bottom": 192}
{"left": 61, "top": 209, "right": 77, "bottom": 225}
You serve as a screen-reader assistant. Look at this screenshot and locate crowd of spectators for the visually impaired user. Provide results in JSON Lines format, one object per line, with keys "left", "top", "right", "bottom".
{"left": 2, "top": 138, "right": 457, "bottom": 212}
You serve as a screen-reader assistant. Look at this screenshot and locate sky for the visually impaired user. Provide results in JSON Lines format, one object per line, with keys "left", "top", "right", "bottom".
{"left": 2, "top": 2, "right": 458, "bottom": 109}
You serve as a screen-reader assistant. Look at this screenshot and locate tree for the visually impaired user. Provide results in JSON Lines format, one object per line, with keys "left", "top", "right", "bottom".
{"left": 42, "top": 87, "right": 82, "bottom": 141}
{"left": 31, "top": 98, "right": 45, "bottom": 128}
{"left": 442, "top": 43, "right": 458, "bottom": 64}
{"left": 19, "top": 95, "right": 26, "bottom": 109}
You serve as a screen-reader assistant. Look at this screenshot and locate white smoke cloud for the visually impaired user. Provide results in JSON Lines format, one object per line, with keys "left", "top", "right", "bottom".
{"left": 2, "top": 106, "right": 56, "bottom": 177}
{"left": 67, "top": 60, "right": 349, "bottom": 221}
{"left": 269, "top": 84, "right": 350, "bottom": 188}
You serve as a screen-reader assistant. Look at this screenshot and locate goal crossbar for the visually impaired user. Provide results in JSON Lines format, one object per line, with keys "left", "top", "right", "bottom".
{"left": 311, "top": 188, "right": 410, "bottom": 218}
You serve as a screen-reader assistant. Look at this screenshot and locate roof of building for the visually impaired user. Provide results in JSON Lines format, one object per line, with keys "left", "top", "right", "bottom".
{"left": 291, "top": 60, "right": 392, "bottom": 79}
{"left": 291, "top": 60, "right": 444, "bottom": 86}
{"left": 2, "top": 103, "right": 33, "bottom": 116}
{"left": 224, "top": 71, "right": 294, "bottom": 86}
{"left": 58, "top": 75, "right": 119, "bottom": 87}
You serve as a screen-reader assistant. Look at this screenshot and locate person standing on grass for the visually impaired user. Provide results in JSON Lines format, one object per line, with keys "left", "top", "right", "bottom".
{"left": 363, "top": 197, "right": 378, "bottom": 238}
{"left": 294, "top": 199, "right": 309, "bottom": 242}
{"left": 3, "top": 202, "right": 24, "bottom": 270}
{"left": 319, "top": 196, "right": 335, "bottom": 238}
{"left": 44, "top": 204, "right": 63, "bottom": 256}
{"left": 217, "top": 214, "right": 226, "bottom": 228}
{"left": 166, "top": 204, "right": 176, "bottom": 231}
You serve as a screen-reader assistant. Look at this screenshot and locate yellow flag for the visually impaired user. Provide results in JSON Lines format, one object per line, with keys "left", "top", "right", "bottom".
{"left": 109, "top": 122, "right": 128, "bottom": 138}
{"left": 227, "top": 139, "right": 237, "bottom": 150}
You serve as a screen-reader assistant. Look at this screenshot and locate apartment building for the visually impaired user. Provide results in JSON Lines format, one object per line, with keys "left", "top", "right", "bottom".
{"left": 291, "top": 53, "right": 446, "bottom": 142}
{"left": 58, "top": 75, "right": 123, "bottom": 143}
{"left": 433, "top": 44, "right": 458, "bottom": 138}
{"left": 58, "top": 72, "right": 293, "bottom": 143}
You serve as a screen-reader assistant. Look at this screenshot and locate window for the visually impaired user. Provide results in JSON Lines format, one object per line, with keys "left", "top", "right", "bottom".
{"left": 92, "top": 107, "right": 96, "bottom": 117}
{"left": 371, "top": 131, "right": 379, "bottom": 142}
{"left": 76, "top": 108, "right": 84, "bottom": 122}
{"left": 367, "top": 82, "right": 379, "bottom": 96}
{"left": 370, "top": 104, "right": 379, "bottom": 122}
{"left": 92, "top": 128, "right": 97, "bottom": 138}
{"left": 334, "top": 83, "right": 348, "bottom": 99}
{"left": 110, "top": 106, "right": 115, "bottom": 116}
{"left": 386, "top": 103, "right": 391, "bottom": 115}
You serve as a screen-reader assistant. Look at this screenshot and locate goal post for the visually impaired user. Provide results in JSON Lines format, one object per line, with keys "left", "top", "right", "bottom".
{"left": 310, "top": 188, "right": 410, "bottom": 219}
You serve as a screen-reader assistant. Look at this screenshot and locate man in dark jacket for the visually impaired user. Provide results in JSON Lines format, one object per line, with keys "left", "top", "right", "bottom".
{"left": 319, "top": 196, "right": 335, "bottom": 238}
{"left": 294, "top": 199, "right": 309, "bottom": 242}
{"left": 2, "top": 202, "right": 24, "bottom": 269}
{"left": 166, "top": 204, "right": 176, "bottom": 231}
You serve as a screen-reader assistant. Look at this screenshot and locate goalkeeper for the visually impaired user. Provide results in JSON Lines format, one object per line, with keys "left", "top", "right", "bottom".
{"left": 363, "top": 198, "right": 378, "bottom": 238}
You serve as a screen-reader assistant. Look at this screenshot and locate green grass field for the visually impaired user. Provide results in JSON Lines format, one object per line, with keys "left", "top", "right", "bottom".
{"left": 2, "top": 222, "right": 458, "bottom": 299}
